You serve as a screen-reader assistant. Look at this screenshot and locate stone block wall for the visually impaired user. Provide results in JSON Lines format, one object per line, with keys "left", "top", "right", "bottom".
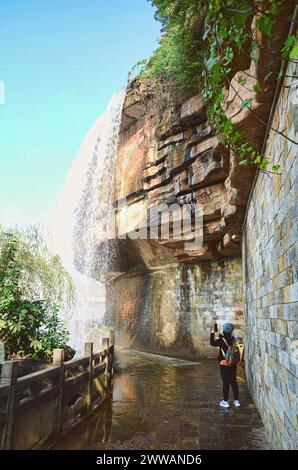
{"left": 243, "top": 61, "right": 298, "bottom": 449}
{"left": 106, "top": 258, "right": 243, "bottom": 359}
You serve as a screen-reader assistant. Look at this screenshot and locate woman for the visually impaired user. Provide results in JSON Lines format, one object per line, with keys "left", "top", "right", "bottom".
{"left": 210, "top": 322, "right": 240, "bottom": 408}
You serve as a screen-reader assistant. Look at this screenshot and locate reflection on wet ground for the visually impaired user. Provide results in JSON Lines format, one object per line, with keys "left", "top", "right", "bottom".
{"left": 54, "top": 348, "right": 269, "bottom": 450}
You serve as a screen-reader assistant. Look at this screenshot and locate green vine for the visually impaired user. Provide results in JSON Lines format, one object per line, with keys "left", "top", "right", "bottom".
{"left": 202, "top": 0, "right": 297, "bottom": 172}
{"left": 131, "top": 1, "right": 298, "bottom": 173}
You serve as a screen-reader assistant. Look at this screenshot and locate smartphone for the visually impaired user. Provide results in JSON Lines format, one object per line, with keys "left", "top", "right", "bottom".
{"left": 213, "top": 323, "right": 218, "bottom": 333}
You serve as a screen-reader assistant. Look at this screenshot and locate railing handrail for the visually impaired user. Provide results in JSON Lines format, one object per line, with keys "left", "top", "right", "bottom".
{"left": 0, "top": 330, "right": 115, "bottom": 450}
{"left": 16, "top": 365, "right": 60, "bottom": 385}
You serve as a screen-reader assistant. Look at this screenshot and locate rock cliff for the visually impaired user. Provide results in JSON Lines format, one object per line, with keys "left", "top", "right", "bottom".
{"left": 115, "top": 80, "right": 241, "bottom": 267}
{"left": 74, "top": 1, "right": 295, "bottom": 359}
{"left": 113, "top": 0, "right": 293, "bottom": 269}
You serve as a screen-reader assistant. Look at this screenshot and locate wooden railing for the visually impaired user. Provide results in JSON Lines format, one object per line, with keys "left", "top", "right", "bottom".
{"left": 0, "top": 331, "right": 114, "bottom": 450}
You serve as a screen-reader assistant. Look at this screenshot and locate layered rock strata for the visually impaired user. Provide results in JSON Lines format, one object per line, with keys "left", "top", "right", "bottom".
{"left": 74, "top": 1, "right": 295, "bottom": 358}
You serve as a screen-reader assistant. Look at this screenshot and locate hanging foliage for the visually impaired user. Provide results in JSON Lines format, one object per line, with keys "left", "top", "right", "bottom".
{"left": 130, "top": 0, "right": 298, "bottom": 172}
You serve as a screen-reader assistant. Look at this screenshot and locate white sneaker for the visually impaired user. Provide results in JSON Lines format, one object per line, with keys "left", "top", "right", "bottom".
{"left": 220, "top": 400, "right": 229, "bottom": 408}
{"left": 234, "top": 400, "right": 241, "bottom": 407}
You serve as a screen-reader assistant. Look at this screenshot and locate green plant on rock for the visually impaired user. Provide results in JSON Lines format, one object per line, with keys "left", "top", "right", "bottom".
{"left": 131, "top": 0, "right": 298, "bottom": 173}
{"left": 0, "top": 226, "right": 74, "bottom": 360}
{"left": 129, "top": 0, "right": 207, "bottom": 98}
{"left": 200, "top": 0, "right": 296, "bottom": 172}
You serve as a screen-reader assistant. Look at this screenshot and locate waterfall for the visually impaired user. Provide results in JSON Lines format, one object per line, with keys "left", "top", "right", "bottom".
{"left": 49, "top": 89, "right": 125, "bottom": 355}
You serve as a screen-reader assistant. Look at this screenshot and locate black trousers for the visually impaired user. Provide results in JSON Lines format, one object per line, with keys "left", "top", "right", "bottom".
{"left": 220, "top": 365, "right": 239, "bottom": 401}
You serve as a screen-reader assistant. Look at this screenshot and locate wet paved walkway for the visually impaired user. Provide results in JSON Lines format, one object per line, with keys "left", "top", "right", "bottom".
{"left": 54, "top": 348, "right": 269, "bottom": 450}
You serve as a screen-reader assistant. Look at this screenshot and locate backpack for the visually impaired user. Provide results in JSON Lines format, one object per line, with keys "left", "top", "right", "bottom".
{"left": 221, "top": 337, "right": 240, "bottom": 366}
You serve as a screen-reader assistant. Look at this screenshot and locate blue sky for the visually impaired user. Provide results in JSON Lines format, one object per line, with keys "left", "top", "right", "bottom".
{"left": 0, "top": 0, "right": 160, "bottom": 225}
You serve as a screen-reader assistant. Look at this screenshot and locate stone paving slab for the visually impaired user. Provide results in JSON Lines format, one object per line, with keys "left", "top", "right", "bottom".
{"left": 54, "top": 348, "right": 269, "bottom": 450}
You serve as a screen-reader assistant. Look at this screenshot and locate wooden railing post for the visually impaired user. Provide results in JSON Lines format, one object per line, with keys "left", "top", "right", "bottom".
{"left": 53, "top": 349, "right": 64, "bottom": 437}
{"left": 109, "top": 329, "right": 115, "bottom": 380}
{"left": 84, "top": 342, "right": 93, "bottom": 412}
{"left": 102, "top": 337, "right": 110, "bottom": 388}
{"left": 1, "top": 361, "right": 19, "bottom": 449}
{"left": 102, "top": 337, "right": 109, "bottom": 352}
{"left": 109, "top": 329, "right": 115, "bottom": 346}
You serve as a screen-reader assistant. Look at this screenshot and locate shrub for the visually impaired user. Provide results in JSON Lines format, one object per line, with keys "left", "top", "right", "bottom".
{"left": 0, "top": 226, "right": 74, "bottom": 360}
{"left": 129, "top": 0, "right": 207, "bottom": 99}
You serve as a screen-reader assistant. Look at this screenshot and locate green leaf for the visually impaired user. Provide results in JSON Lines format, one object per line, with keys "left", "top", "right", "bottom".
{"left": 222, "top": 118, "right": 233, "bottom": 135}
{"left": 210, "top": 63, "right": 222, "bottom": 85}
{"left": 231, "top": 131, "right": 242, "bottom": 144}
{"left": 281, "top": 35, "right": 298, "bottom": 59}
{"left": 253, "top": 84, "right": 262, "bottom": 93}
{"left": 256, "top": 16, "right": 275, "bottom": 37}
{"left": 232, "top": 10, "right": 251, "bottom": 26}
{"left": 219, "top": 19, "right": 228, "bottom": 39}
{"left": 260, "top": 159, "right": 269, "bottom": 169}
{"left": 289, "top": 43, "right": 298, "bottom": 60}
{"left": 224, "top": 47, "right": 234, "bottom": 64}
{"left": 270, "top": 3, "right": 280, "bottom": 17}
{"left": 240, "top": 98, "right": 253, "bottom": 109}
{"left": 237, "top": 76, "right": 247, "bottom": 86}
{"left": 30, "top": 338, "right": 42, "bottom": 351}
{"left": 283, "top": 35, "right": 296, "bottom": 49}
{"left": 253, "top": 155, "right": 262, "bottom": 164}
{"left": 271, "top": 165, "right": 281, "bottom": 172}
